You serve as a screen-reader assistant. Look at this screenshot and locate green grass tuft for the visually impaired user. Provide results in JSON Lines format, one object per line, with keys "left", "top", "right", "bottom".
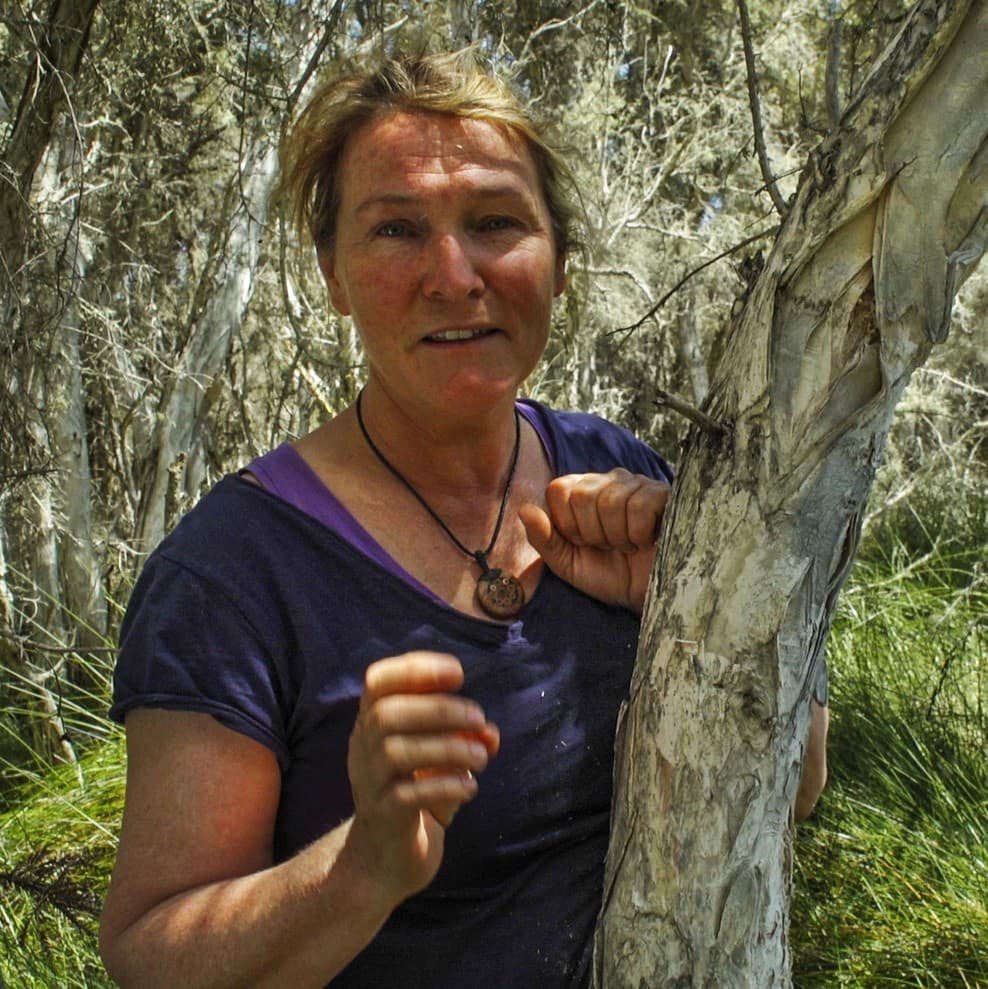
{"left": 792, "top": 486, "right": 988, "bottom": 987}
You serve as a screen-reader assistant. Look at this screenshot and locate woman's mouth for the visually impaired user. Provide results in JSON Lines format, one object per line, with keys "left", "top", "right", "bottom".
{"left": 424, "top": 327, "right": 499, "bottom": 343}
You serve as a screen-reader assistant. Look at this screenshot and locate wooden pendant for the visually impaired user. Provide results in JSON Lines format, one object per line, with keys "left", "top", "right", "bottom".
{"left": 476, "top": 569, "right": 525, "bottom": 619}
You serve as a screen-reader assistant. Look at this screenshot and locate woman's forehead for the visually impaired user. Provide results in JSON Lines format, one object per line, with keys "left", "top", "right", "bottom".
{"left": 339, "top": 112, "right": 541, "bottom": 192}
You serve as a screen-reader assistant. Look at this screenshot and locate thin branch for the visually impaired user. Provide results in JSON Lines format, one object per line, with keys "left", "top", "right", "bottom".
{"left": 916, "top": 367, "right": 988, "bottom": 399}
{"left": 0, "top": 628, "right": 116, "bottom": 656}
{"left": 736, "top": 0, "right": 788, "bottom": 216}
{"left": 286, "top": 0, "right": 347, "bottom": 114}
{"left": 825, "top": 10, "right": 844, "bottom": 127}
{"left": 518, "top": 0, "right": 602, "bottom": 63}
{"left": 606, "top": 226, "right": 776, "bottom": 337}
{"left": 652, "top": 391, "right": 729, "bottom": 439}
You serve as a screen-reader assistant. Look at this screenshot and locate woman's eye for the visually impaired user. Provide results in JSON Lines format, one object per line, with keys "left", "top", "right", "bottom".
{"left": 375, "top": 220, "right": 412, "bottom": 238}
{"left": 480, "top": 215, "right": 518, "bottom": 232}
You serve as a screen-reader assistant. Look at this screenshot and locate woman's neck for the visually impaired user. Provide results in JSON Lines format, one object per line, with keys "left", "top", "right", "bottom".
{"left": 352, "top": 383, "right": 521, "bottom": 499}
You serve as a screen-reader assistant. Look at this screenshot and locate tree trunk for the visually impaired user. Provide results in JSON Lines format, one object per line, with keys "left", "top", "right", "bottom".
{"left": 0, "top": 0, "right": 101, "bottom": 296}
{"left": 40, "top": 128, "right": 109, "bottom": 655}
{"left": 594, "top": 0, "right": 988, "bottom": 984}
{"left": 132, "top": 140, "right": 280, "bottom": 552}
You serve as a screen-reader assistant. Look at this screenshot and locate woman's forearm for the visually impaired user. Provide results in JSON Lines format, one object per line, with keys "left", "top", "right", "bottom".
{"left": 794, "top": 700, "right": 829, "bottom": 822}
{"left": 100, "top": 818, "right": 393, "bottom": 989}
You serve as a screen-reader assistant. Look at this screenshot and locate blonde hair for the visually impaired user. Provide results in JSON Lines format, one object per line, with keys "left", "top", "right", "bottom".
{"left": 278, "top": 49, "right": 583, "bottom": 259}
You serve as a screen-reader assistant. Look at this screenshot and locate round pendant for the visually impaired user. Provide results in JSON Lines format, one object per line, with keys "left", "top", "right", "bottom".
{"left": 476, "top": 570, "right": 525, "bottom": 619}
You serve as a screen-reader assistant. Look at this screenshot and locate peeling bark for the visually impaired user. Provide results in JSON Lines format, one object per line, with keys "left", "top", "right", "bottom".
{"left": 594, "top": 0, "right": 988, "bottom": 984}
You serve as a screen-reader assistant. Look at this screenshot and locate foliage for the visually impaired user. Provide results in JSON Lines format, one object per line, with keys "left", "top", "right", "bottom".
{"left": 0, "top": 737, "right": 122, "bottom": 989}
{"left": 790, "top": 463, "right": 988, "bottom": 987}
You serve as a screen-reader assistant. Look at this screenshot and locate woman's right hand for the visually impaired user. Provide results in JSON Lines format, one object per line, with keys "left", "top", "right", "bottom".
{"left": 344, "top": 651, "right": 499, "bottom": 906}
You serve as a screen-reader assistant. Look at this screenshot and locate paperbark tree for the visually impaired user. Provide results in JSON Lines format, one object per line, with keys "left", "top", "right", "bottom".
{"left": 594, "top": 0, "right": 988, "bottom": 984}
{"left": 0, "top": 0, "right": 103, "bottom": 762}
{"left": 0, "top": 0, "right": 346, "bottom": 758}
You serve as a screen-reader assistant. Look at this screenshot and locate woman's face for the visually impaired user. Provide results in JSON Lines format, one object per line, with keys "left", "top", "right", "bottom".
{"left": 320, "top": 111, "right": 566, "bottom": 421}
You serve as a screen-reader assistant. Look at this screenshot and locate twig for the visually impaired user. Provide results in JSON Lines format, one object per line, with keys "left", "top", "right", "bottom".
{"left": 736, "top": 0, "right": 788, "bottom": 216}
{"left": 606, "top": 226, "right": 776, "bottom": 337}
{"left": 653, "top": 391, "right": 730, "bottom": 439}
{"left": 286, "top": 0, "right": 347, "bottom": 114}
{"left": 0, "top": 628, "right": 116, "bottom": 655}
{"left": 825, "top": 9, "right": 844, "bottom": 127}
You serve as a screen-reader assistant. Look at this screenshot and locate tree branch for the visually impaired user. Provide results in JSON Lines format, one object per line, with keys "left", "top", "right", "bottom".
{"left": 736, "top": 0, "right": 788, "bottom": 216}
{"left": 825, "top": 8, "right": 844, "bottom": 127}
{"left": 653, "top": 391, "right": 730, "bottom": 439}
{"left": 606, "top": 226, "right": 776, "bottom": 337}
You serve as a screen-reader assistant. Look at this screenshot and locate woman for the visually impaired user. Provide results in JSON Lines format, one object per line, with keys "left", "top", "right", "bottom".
{"left": 99, "top": 51, "right": 826, "bottom": 989}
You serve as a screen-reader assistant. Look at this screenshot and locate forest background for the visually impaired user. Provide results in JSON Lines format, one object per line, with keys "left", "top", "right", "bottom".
{"left": 0, "top": 0, "right": 985, "bottom": 986}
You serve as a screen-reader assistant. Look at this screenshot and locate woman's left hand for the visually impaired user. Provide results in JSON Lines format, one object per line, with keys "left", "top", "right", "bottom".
{"left": 519, "top": 468, "right": 670, "bottom": 614}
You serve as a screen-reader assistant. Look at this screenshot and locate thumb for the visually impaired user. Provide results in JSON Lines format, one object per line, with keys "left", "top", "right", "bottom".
{"left": 518, "top": 503, "right": 574, "bottom": 575}
{"left": 518, "top": 502, "right": 550, "bottom": 552}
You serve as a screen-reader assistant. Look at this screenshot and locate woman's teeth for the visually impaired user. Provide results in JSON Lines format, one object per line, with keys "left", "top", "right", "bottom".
{"left": 427, "top": 328, "right": 493, "bottom": 342}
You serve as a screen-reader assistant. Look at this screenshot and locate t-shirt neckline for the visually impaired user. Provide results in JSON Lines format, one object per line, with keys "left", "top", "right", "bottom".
{"left": 242, "top": 400, "right": 555, "bottom": 624}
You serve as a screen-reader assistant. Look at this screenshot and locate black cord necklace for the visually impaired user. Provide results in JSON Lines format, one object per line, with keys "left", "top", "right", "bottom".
{"left": 355, "top": 390, "right": 526, "bottom": 619}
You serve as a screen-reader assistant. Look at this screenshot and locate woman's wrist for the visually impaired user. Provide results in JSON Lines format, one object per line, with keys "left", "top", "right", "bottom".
{"left": 333, "top": 816, "right": 419, "bottom": 918}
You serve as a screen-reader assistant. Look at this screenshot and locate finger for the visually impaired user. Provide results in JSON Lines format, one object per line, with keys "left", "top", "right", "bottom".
{"left": 349, "top": 729, "right": 487, "bottom": 832}
{"left": 548, "top": 471, "right": 669, "bottom": 551}
{"left": 625, "top": 480, "right": 670, "bottom": 547}
{"left": 380, "top": 730, "right": 492, "bottom": 777}
{"left": 517, "top": 501, "right": 553, "bottom": 554}
{"left": 594, "top": 472, "right": 646, "bottom": 551}
{"left": 367, "top": 692, "right": 488, "bottom": 738}
{"left": 403, "top": 771, "right": 480, "bottom": 827}
{"left": 476, "top": 721, "right": 500, "bottom": 758}
{"left": 548, "top": 471, "right": 634, "bottom": 550}
{"left": 363, "top": 651, "right": 464, "bottom": 705}
{"left": 543, "top": 473, "right": 602, "bottom": 546}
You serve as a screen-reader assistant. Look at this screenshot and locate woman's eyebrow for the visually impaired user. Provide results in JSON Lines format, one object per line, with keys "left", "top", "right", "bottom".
{"left": 354, "top": 183, "right": 536, "bottom": 216}
{"left": 354, "top": 193, "right": 420, "bottom": 216}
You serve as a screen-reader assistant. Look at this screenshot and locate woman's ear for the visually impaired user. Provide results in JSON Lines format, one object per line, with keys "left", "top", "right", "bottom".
{"left": 318, "top": 251, "right": 352, "bottom": 316}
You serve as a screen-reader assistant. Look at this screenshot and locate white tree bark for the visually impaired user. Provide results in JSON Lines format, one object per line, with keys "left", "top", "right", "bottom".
{"left": 674, "top": 288, "right": 710, "bottom": 407}
{"left": 133, "top": 140, "right": 280, "bottom": 552}
{"left": 41, "top": 131, "right": 109, "bottom": 652}
{"left": 133, "top": 2, "right": 345, "bottom": 552}
{"left": 594, "top": 0, "right": 988, "bottom": 984}
{"left": 0, "top": 122, "right": 102, "bottom": 766}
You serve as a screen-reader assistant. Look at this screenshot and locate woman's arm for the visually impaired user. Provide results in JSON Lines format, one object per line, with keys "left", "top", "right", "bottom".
{"left": 794, "top": 699, "right": 829, "bottom": 822}
{"left": 100, "top": 708, "right": 391, "bottom": 989}
{"left": 100, "top": 653, "right": 497, "bottom": 989}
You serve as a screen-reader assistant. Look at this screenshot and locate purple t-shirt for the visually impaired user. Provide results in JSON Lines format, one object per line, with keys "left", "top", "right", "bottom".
{"left": 112, "top": 399, "right": 673, "bottom": 988}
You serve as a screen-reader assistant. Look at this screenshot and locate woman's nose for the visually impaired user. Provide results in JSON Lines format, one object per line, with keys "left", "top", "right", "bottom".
{"left": 421, "top": 233, "right": 484, "bottom": 300}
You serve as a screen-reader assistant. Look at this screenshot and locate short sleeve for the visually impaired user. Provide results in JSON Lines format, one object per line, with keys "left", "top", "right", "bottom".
{"left": 111, "top": 553, "right": 293, "bottom": 770}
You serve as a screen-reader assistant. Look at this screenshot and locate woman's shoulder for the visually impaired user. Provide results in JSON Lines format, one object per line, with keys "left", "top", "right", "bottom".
{"left": 151, "top": 473, "right": 275, "bottom": 559}
{"left": 139, "top": 469, "right": 339, "bottom": 605}
{"left": 517, "top": 397, "right": 674, "bottom": 481}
